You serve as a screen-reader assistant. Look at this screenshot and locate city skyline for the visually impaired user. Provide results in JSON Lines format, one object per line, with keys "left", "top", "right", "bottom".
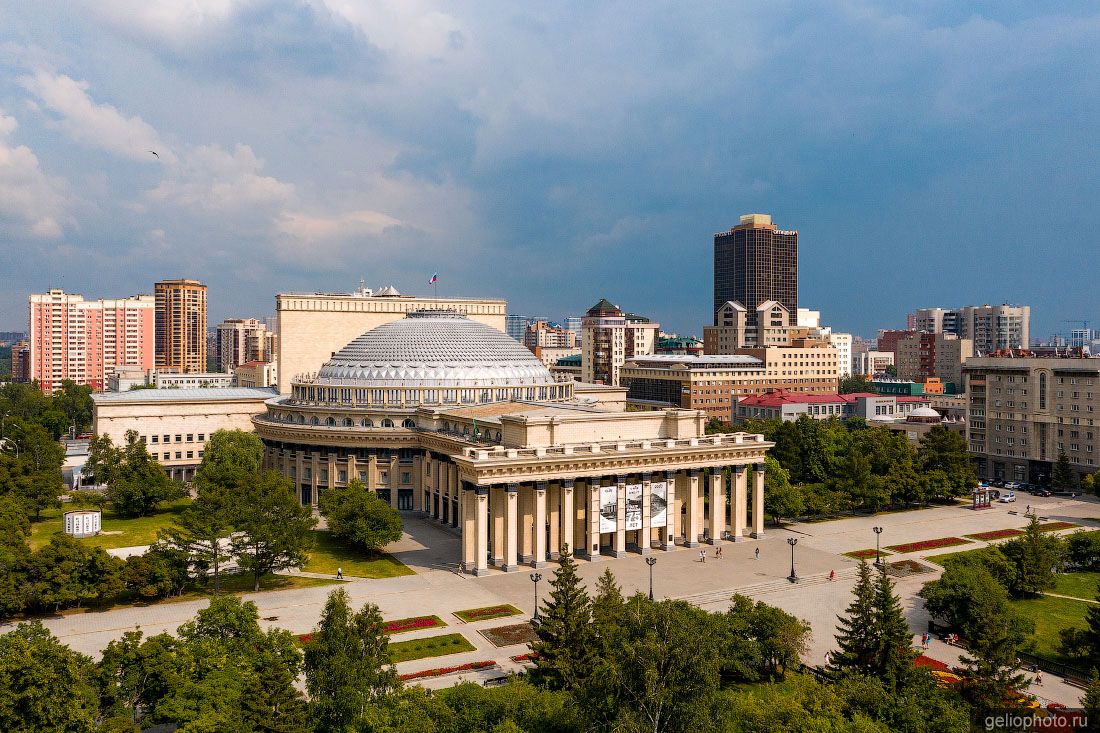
{"left": 2, "top": 4, "right": 1099, "bottom": 338}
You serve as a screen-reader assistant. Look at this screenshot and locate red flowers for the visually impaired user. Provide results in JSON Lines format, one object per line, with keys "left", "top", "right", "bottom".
{"left": 913, "top": 655, "right": 949, "bottom": 672}
{"left": 399, "top": 660, "right": 495, "bottom": 681}
{"left": 384, "top": 616, "right": 445, "bottom": 634}
{"left": 510, "top": 652, "right": 539, "bottom": 663}
{"left": 455, "top": 605, "right": 521, "bottom": 622}
{"left": 1038, "top": 521, "right": 1079, "bottom": 532}
{"left": 885, "top": 537, "right": 971, "bottom": 553}
{"left": 965, "top": 529, "right": 1025, "bottom": 541}
{"left": 844, "top": 548, "right": 888, "bottom": 559}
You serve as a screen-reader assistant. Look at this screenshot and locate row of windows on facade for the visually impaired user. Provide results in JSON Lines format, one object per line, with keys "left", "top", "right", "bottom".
{"left": 291, "top": 385, "right": 567, "bottom": 404}
{"left": 990, "top": 448, "right": 1094, "bottom": 465}
{"left": 287, "top": 465, "right": 412, "bottom": 486}
{"left": 141, "top": 433, "right": 206, "bottom": 444}
{"left": 271, "top": 413, "right": 415, "bottom": 429}
{"left": 152, "top": 450, "right": 203, "bottom": 461}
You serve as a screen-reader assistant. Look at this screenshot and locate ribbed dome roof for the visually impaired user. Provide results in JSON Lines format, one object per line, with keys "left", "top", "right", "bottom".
{"left": 315, "top": 310, "right": 557, "bottom": 387}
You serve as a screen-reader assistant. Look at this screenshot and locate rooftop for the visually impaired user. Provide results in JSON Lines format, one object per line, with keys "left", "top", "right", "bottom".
{"left": 624, "top": 354, "right": 764, "bottom": 369}
{"left": 92, "top": 387, "right": 277, "bottom": 403}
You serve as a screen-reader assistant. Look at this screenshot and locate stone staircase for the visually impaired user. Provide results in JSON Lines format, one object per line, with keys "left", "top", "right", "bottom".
{"left": 674, "top": 567, "right": 860, "bottom": 607}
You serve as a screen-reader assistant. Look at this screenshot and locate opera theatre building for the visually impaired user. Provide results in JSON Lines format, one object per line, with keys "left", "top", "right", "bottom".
{"left": 254, "top": 309, "right": 771, "bottom": 575}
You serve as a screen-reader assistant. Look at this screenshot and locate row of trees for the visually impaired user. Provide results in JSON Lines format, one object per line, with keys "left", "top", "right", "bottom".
{"left": 0, "top": 380, "right": 93, "bottom": 440}
{"left": 715, "top": 417, "right": 976, "bottom": 522}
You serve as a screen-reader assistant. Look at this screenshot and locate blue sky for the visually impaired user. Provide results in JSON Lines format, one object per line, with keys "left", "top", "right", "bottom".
{"left": 0, "top": 2, "right": 1097, "bottom": 340}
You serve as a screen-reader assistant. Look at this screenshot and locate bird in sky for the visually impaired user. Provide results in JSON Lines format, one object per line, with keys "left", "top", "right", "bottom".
{"left": 148, "top": 150, "right": 159, "bottom": 158}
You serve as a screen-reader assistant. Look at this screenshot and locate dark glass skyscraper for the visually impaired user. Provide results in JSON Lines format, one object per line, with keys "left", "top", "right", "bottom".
{"left": 712, "top": 213, "right": 798, "bottom": 325}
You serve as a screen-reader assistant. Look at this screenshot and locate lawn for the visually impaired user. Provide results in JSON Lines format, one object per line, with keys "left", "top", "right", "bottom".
{"left": 925, "top": 547, "right": 988, "bottom": 566}
{"left": 1050, "top": 571, "right": 1100, "bottom": 601}
{"left": 454, "top": 604, "right": 524, "bottom": 623}
{"left": 389, "top": 633, "right": 476, "bottom": 663}
{"left": 29, "top": 498, "right": 193, "bottom": 551}
{"left": 1010, "top": 593, "right": 1092, "bottom": 664}
{"left": 300, "top": 530, "right": 414, "bottom": 579}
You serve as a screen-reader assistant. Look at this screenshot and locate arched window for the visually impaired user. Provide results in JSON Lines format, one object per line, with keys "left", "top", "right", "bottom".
{"left": 462, "top": 425, "right": 469, "bottom": 435}
{"left": 310, "top": 416, "right": 319, "bottom": 426}
{"left": 495, "top": 431, "right": 502, "bottom": 441}
{"left": 381, "top": 418, "right": 394, "bottom": 428}
{"left": 361, "top": 418, "right": 374, "bottom": 428}
{"left": 343, "top": 418, "right": 354, "bottom": 427}
{"left": 325, "top": 417, "right": 336, "bottom": 427}
{"left": 443, "top": 421, "right": 451, "bottom": 432}
{"left": 1039, "top": 373, "right": 1047, "bottom": 410}
{"left": 297, "top": 414, "right": 305, "bottom": 425}
{"left": 402, "top": 419, "right": 416, "bottom": 429}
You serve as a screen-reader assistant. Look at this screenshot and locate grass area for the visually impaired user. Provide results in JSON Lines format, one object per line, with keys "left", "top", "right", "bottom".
{"left": 1010, "top": 593, "right": 1092, "bottom": 664}
{"left": 924, "top": 547, "right": 989, "bottom": 566}
{"left": 389, "top": 633, "right": 476, "bottom": 663}
{"left": 1050, "top": 571, "right": 1100, "bottom": 601}
{"left": 300, "top": 530, "right": 414, "bottom": 579}
{"left": 454, "top": 604, "right": 524, "bottom": 623}
{"left": 29, "top": 498, "right": 193, "bottom": 550}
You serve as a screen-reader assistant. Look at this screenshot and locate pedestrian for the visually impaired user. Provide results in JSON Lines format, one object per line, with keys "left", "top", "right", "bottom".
{"left": 824, "top": 650, "right": 831, "bottom": 666}
{"left": 921, "top": 632, "right": 929, "bottom": 648}
{"left": 1026, "top": 504, "right": 1031, "bottom": 515}
{"left": 336, "top": 567, "right": 343, "bottom": 580}
{"left": 755, "top": 547, "right": 760, "bottom": 560}
{"left": 699, "top": 549, "right": 706, "bottom": 563}
{"left": 829, "top": 569, "right": 836, "bottom": 581}
{"left": 1036, "top": 671, "right": 1042, "bottom": 685}
{"left": 716, "top": 546, "right": 722, "bottom": 559}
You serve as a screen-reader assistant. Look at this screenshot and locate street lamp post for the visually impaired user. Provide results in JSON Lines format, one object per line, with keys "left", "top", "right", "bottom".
{"left": 530, "top": 572, "right": 543, "bottom": 622}
{"left": 645, "top": 556, "right": 657, "bottom": 601}
{"left": 873, "top": 526, "right": 884, "bottom": 567}
{"left": 787, "top": 537, "right": 799, "bottom": 583}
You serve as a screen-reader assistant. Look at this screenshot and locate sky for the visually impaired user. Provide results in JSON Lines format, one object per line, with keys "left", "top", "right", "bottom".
{"left": 0, "top": 1, "right": 1098, "bottom": 341}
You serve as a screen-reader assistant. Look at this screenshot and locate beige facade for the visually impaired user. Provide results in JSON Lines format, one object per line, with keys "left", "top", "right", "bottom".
{"left": 92, "top": 387, "right": 276, "bottom": 481}
{"left": 580, "top": 299, "right": 659, "bottom": 386}
{"left": 215, "top": 318, "right": 276, "bottom": 372}
{"left": 964, "top": 356, "right": 1100, "bottom": 485}
{"left": 155, "top": 280, "right": 207, "bottom": 374}
{"left": 531, "top": 346, "right": 581, "bottom": 368}
{"left": 704, "top": 300, "right": 792, "bottom": 353}
{"left": 235, "top": 361, "right": 277, "bottom": 388}
{"left": 276, "top": 287, "right": 506, "bottom": 394}
{"left": 895, "top": 332, "right": 973, "bottom": 388}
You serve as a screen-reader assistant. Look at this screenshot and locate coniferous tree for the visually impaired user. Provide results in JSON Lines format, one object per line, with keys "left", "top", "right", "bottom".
{"left": 1000, "top": 515, "right": 1064, "bottom": 596}
{"left": 1052, "top": 451, "right": 1077, "bottom": 490}
{"left": 531, "top": 546, "right": 594, "bottom": 691}
{"left": 1083, "top": 673, "right": 1100, "bottom": 724}
{"left": 872, "top": 563, "right": 917, "bottom": 690}
{"left": 832, "top": 560, "right": 877, "bottom": 674}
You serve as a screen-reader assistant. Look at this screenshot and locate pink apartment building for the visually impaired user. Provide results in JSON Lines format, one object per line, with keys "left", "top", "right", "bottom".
{"left": 29, "top": 289, "right": 155, "bottom": 392}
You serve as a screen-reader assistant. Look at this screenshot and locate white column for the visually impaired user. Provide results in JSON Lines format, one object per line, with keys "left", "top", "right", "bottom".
{"left": 389, "top": 456, "right": 399, "bottom": 510}
{"left": 732, "top": 465, "right": 747, "bottom": 542}
{"left": 504, "top": 483, "right": 519, "bottom": 571}
{"left": 560, "top": 479, "right": 575, "bottom": 558}
{"left": 612, "top": 476, "right": 627, "bottom": 557}
{"left": 475, "top": 486, "right": 489, "bottom": 575}
{"left": 708, "top": 467, "right": 725, "bottom": 545}
{"left": 587, "top": 480, "right": 601, "bottom": 560}
{"left": 684, "top": 469, "right": 702, "bottom": 548}
{"left": 532, "top": 481, "right": 548, "bottom": 568}
{"left": 461, "top": 482, "right": 476, "bottom": 572}
{"left": 640, "top": 472, "right": 652, "bottom": 555}
{"left": 752, "top": 462, "right": 765, "bottom": 539}
{"left": 662, "top": 470, "right": 676, "bottom": 550}
{"left": 547, "top": 482, "right": 560, "bottom": 560}
{"left": 490, "top": 486, "right": 505, "bottom": 566}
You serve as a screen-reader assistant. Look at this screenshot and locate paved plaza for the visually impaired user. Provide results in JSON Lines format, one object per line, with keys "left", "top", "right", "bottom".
{"left": 7, "top": 495, "right": 1098, "bottom": 702}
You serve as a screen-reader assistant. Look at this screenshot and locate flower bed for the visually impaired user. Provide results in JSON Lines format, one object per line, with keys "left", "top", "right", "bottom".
{"left": 843, "top": 548, "right": 892, "bottom": 559}
{"left": 454, "top": 604, "right": 523, "bottom": 623}
{"left": 384, "top": 615, "right": 446, "bottom": 635}
{"left": 511, "top": 652, "right": 538, "bottom": 663}
{"left": 965, "top": 528, "right": 1025, "bottom": 541}
{"left": 479, "top": 622, "right": 538, "bottom": 648}
{"left": 297, "top": 633, "right": 313, "bottom": 644}
{"left": 1038, "top": 521, "right": 1080, "bottom": 533}
{"left": 885, "top": 537, "right": 971, "bottom": 554}
{"left": 913, "top": 655, "right": 949, "bottom": 672}
{"left": 400, "top": 660, "right": 496, "bottom": 681}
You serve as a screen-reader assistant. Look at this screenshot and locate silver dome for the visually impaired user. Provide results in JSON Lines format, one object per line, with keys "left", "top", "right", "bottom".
{"left": 314, "top": 309, "right": 558, "bottom": 387}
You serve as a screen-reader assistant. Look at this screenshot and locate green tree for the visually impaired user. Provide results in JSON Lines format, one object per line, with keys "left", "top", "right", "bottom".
{"left": 721, "top": 594, "right": 809, "bottom": 681}
{"left": 229, "top": 470, "right": 316, "bottom": 590}
{"left": 303, "top": 589, "right": 400, "bottom": 731}
{"left": 531, "top": 546, "right": 594, "bottom": 691}
{"left": 159, "top": 482, "right": 235, "bottom": 592}
{"left": 192, "top": 429, "right": 263, "bottom": 493}
{"left": 0, "top": 620, "right": 99, "bottom": 732}
{"left": 1, "top": 419, "right": 64, "bottom": 519}
{"left": 54, "top": 380, "right": 93, "bottom": 433}
{"left": 96, "top": 630, "right": 179, "bottom": 726}
{"left": 918, "top": 425, "right": 976, "bottom": 497}
{"left": 27, "top": 535, "right": 124, "bottom": 611}
{"left": 83, "top": 433, "right": 122, "bottom": 486}
{"left": 1052, "top": 450, "right": 1078, "bottom": 490}
{"left": 1083, "top": 674, "right": 1100, "bottom": 726}
{"left": 870, "top": 563, "right": 916, "bottom": 691}
{"left": 762, "top": 455, "right": 803, "bottom": 524}
{"left": 319, "top": 479, "right": 403, "bottom": 551}
{"left": 833, "top": 561, "right": 878, "bottom": 674}
{"left": 105, "top": 431, "right": 183, "bottom": 517}
{"left": 839, "top": 375, "right": 877, "bottom": 394}
{"left": 123, "top": 546, "right": 189, "bottom": 599}
{"left": 998, "top": 515, "right": 1064, "bottom": 596}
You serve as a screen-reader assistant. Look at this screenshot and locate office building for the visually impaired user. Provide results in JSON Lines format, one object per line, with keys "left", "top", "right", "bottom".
{"left": 215, "top": 318, "right": 277, "bottom": 372}
{"left": 704, "top": 300, "right": 792, "bottom": 352}
{"left": 28, "top": 289, "right": 155, "bottom": 392}
{"left": 829, "top": 333, "right": 853, "bottom": 379}
{"left": 276, "top": 283, "right": 505, "bottom": 395}
{"left": 92, "top": 387, "right": 276, "bottom": 482}
{"left": 877, "top": 329, "right": 915, "bottom": 356}
{"left": 11, "top": 340, "right": 30, "bottom": 383}
{"left": 152, "top": 372, "right": 236, "bottom": 389}
{"left": 895, "top": 332, "right": 973, "bottom": 390}
{"left": 713, "top": 213, "right": 798, "bottom": 328}
{"left": 564, "top": 316, "right": 583, "bottom": 340}
{"left": 506, "top": 314, "right": 547, "bottom": 342}
{"left": 964, "top": 355, "right": 1100, "bottom": 485}
{"left": 851, "top": 348, "right": 894, "bottom": 377}
{"left": 155, "top": 279, "right": 208, "bottom": 374}
{"left": 254, "top": 309, "right": 772, "bottom": 574}
{"left": 581, "top": 299, "right": 659, "bottom": 386}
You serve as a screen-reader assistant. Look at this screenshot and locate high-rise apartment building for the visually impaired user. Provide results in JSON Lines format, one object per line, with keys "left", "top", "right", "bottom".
{"left": 28, "top": 289, "right": 155, "bottom": 392}
{"left": 913, "top": 304, "right": 1029, "bottom": 354}
{"left": 505, "top": 314, "right": 547, "bottom": 342}
{"left": 964, "top": 355, "right": 1100, "bottom": 485}
{"left": 713, "top": 213, "right": 798, "bottom": 327}
{"left": 155, "top": 280, "right": 208, "bottom": 374}
{"left": 215, "top": 318, "right": 277, "bottom": 372}
{"left": 895, "top": 332, "right": 973, "bottom": 389}
{"left": 523, "top": 320, "right": 576, "bottom": 350}
{"left": 581, "top": 299, "right": 659, "bottom": 386}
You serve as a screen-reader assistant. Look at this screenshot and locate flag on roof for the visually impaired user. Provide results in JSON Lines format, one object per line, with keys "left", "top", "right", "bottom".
{"left": 428, "top": 273, "right": 438, "bottom": 284}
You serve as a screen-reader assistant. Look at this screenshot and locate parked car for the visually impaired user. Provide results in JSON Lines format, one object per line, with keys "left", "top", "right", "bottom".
{"left": 1032, "top": 488, "right": 1052, "bottom": 497}
{"left": 988, "top": 489, "right": 1001, "bottom": 500}
{"left": 999, "top": 492, "right": 1017, "bottom": 503}
{"left": 1004, "top": 482, "right": 1022, "bottom": 490}
{"left": 991, "top": 479, "right": 1006, "bottom": 488}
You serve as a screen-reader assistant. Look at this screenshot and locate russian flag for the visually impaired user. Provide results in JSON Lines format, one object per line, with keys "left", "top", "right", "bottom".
{"left": 428, "top": 273, "right": 438, "bottom": 284}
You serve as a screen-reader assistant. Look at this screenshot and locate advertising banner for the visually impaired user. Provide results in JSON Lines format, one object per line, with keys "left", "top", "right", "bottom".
{"left": 625, "top": 484, "right": 643, "bottom": 530}
{"left": 650, "top": 481, "right": 668, "bottom": 528}
{"left": 599, "top": 485, "right": 618, "bottom": 534}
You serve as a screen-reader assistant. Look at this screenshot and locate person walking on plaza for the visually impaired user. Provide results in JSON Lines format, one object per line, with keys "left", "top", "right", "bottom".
{"left": 921, "top": 632, "right": 929, "bottom": 648}
{"left": 699, "top": 549, "right": 706, "bottom": 563}
{"left": 1026, "top": 504, "right": 1031, "bottom": 516}
{"left": 336, "top": 567, "right": 343, "bottom": 580}
{"left": 1035, "top": 671, "right": 1042, "bottom": 685}
{"left": 715, "top": 546, "right": 723, "bottom": 559}
{"left": 755, "top": 547, "right": 760, "bottom": 560}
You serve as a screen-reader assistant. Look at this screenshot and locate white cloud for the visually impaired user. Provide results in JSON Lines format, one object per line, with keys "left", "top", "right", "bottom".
{"left": 276, "top": 208, "right": 401, "bottom": 241}
{"left": 0, "top": 112, "right": 67, "bottom": 240}
{"left": 147, "top": 143, "right": 293, "bottom": 211}
{"left": 18, "top": 70, "right": 173, "bottom": 162}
